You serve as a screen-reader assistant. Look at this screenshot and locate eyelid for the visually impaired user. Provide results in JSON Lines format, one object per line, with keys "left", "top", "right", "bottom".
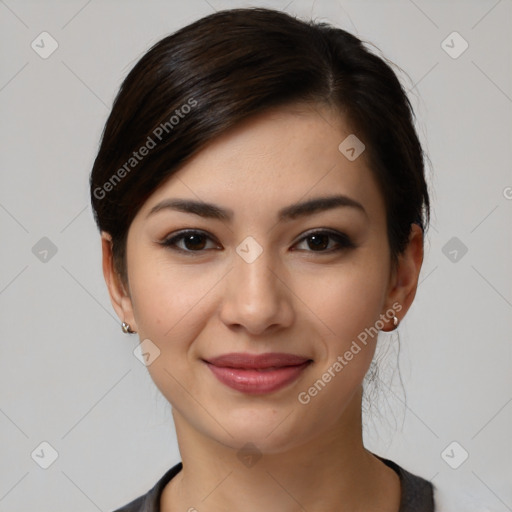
{"left": 160, "top": 229, "right": 221, "bottom": 253}
{"left": 160, "top": 228, "right": 355, "bottom": 254}
{"left": 292, "top": 228, "right": 355, "bottom": 252}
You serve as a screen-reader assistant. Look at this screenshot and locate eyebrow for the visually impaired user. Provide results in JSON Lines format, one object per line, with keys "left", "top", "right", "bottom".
{"left": 147, "top": 195, "right": 367, "bottom": 222}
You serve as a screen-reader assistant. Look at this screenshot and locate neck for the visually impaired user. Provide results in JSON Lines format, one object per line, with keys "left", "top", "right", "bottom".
{"left": 161, "top": 388, "right": 400, "bottom": 512}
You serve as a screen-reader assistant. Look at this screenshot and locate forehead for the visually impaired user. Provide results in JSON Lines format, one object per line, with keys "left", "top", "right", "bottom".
{"left": 137, "top": 103, "right": 385, "bottom": 223}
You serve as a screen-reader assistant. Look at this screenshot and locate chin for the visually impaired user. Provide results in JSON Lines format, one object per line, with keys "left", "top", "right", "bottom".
{"left": 207, "top": 405, "right": 318, "bottom": 455}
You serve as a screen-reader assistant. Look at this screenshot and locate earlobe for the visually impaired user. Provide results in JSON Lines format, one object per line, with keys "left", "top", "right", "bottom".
{"left": 101, "top": 232, "right": 138, "bottom": 333}
{"left": 382, "top": 223, "right": 424, "bottom": 330}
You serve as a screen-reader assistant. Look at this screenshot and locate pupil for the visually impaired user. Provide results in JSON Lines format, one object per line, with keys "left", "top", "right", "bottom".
{"left": 185, "top": 234, "right": 206, "bottom": 250}
{"left": 308, "top": 234, "right": 328, "bottom": 250}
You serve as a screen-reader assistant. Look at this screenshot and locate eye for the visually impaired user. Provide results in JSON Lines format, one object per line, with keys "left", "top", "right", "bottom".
{"left": 159, "top": 228, "right": 355, "bottom": 255}
{"left": 293, "top": 229, "right": 355, "bottom": 253}
{"left": 160, "top": 230, "right": 220, "bottom": 253}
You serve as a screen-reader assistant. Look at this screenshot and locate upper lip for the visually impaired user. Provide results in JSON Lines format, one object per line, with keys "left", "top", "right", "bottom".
{"left": 204, "top": 352, "right": 312, "bottom": 369}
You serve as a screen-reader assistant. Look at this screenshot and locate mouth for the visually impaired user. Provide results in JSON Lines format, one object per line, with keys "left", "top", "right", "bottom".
{"left": 203, "top": 352, "right": 313, "bottom": 395}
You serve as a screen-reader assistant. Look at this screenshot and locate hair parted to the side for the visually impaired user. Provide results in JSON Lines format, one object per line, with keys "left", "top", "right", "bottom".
{"left": 90, "top": 7, "right": 430, "bottom": 284}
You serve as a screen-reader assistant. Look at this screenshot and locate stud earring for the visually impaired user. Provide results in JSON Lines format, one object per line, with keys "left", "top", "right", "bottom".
{"left": 121, "top": 321, "right": 135, "bottom": 334}
{"left": 390, "top": 315, "right": 399, "bottom": 331}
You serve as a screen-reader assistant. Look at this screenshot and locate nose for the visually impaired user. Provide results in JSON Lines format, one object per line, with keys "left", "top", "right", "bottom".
{"left": 218, "top": 247, "right": 294, "bottom": 336}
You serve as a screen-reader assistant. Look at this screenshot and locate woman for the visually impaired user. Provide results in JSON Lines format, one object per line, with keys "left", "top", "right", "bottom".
{"left": 90, "top": 7, "right": 433, "bottom": 511}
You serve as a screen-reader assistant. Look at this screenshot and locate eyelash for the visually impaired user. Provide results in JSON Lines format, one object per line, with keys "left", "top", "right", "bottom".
{"left": 159, "top": 229, "right": 356, "bottom": 255}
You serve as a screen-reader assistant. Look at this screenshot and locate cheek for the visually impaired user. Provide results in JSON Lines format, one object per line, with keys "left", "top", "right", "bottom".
{"left": 126, "top": 258, "right": 222, "bottom": 403}
{"left": 299, "top": 251, "right": 390, "bottom": 348}
{"left": 129, "top": 257, "right": 223, "bottom": 341}
{"left": 290, "top": 255, "right": 389, "bottom": 426}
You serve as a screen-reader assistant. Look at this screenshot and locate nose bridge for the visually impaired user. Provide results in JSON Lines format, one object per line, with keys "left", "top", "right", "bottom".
{"left": 237, "top": 246, "right": 277, "bottom": 295}
{"left": 234, "top": 242, "right": 281, "bottom": 307}
{"left": 219, "top": 239, "right": 293, "bottom": 333}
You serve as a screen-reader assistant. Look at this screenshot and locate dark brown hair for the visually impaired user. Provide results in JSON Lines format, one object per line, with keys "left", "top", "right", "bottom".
{"left": 90, "top": 7, "right": 430, "bottom": 282}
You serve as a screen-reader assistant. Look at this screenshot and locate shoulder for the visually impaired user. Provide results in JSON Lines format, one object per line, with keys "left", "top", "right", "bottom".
{"left": 111, "top": 462, "right": 183, "bottom": 512}
{"left": 112, "top": 495, "right": 144, "bottom": 512}
{"left": 378, "top": 457, "right": 434, "bottom": 512}
{"left": 112, "top": 458, "right": 438, "bottom": 511}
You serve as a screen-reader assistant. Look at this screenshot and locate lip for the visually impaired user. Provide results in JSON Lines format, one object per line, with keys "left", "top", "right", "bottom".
{"left": 204, "top": 352, "right": 312, "bottom": 395}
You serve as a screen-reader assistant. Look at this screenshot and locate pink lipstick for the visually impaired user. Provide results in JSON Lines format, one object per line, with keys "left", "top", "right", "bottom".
{"left": 204, "top": 352, "right": 312, "bottom": 395}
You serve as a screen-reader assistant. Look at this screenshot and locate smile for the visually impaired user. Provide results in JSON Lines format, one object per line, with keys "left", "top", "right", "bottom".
{"left": 203, "top": 352, "right": 313, "bottom": 395}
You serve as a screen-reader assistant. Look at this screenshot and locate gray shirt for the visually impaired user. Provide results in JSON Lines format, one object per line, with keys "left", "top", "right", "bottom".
{"left": 113, "top": 458, "right": 434, "bottom": 511}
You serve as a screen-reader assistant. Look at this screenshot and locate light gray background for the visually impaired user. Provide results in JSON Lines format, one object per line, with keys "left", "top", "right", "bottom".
{"left": 1, "top": 0, "right": 511, "bottom": 510}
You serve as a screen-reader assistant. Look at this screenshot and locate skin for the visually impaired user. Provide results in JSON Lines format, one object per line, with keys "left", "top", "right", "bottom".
{"left": 102, "top": 103, "right": 424, "bottom": 512}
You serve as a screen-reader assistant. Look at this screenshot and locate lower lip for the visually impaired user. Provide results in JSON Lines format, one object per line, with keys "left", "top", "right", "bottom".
{"left": 205, "top": 361, "right": 311, "bottom": 395}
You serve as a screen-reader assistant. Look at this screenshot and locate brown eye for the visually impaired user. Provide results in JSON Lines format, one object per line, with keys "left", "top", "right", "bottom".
{"left": 306, "top": 233, "right": 330, "bottom": 251}
{"left": 293, "top": 230, "right": 355, "bottom": 253}
{"left": 181, "top": 233, "right": 207, "bottom": 250}
{"left": 161, "top": 230, "right": 219, "bottom": 253}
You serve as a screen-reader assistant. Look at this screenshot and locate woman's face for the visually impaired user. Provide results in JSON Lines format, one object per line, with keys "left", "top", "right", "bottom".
{"left": 105, "top": 103, "right": 421, "bottom": 453}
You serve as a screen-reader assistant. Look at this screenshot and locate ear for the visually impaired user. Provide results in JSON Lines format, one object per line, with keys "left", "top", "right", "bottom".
{"left": 382, "top": 223, "right": 424, "bottom": 330}
{"left": 101, "top": 232, "right": 138, "bottom": 333}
